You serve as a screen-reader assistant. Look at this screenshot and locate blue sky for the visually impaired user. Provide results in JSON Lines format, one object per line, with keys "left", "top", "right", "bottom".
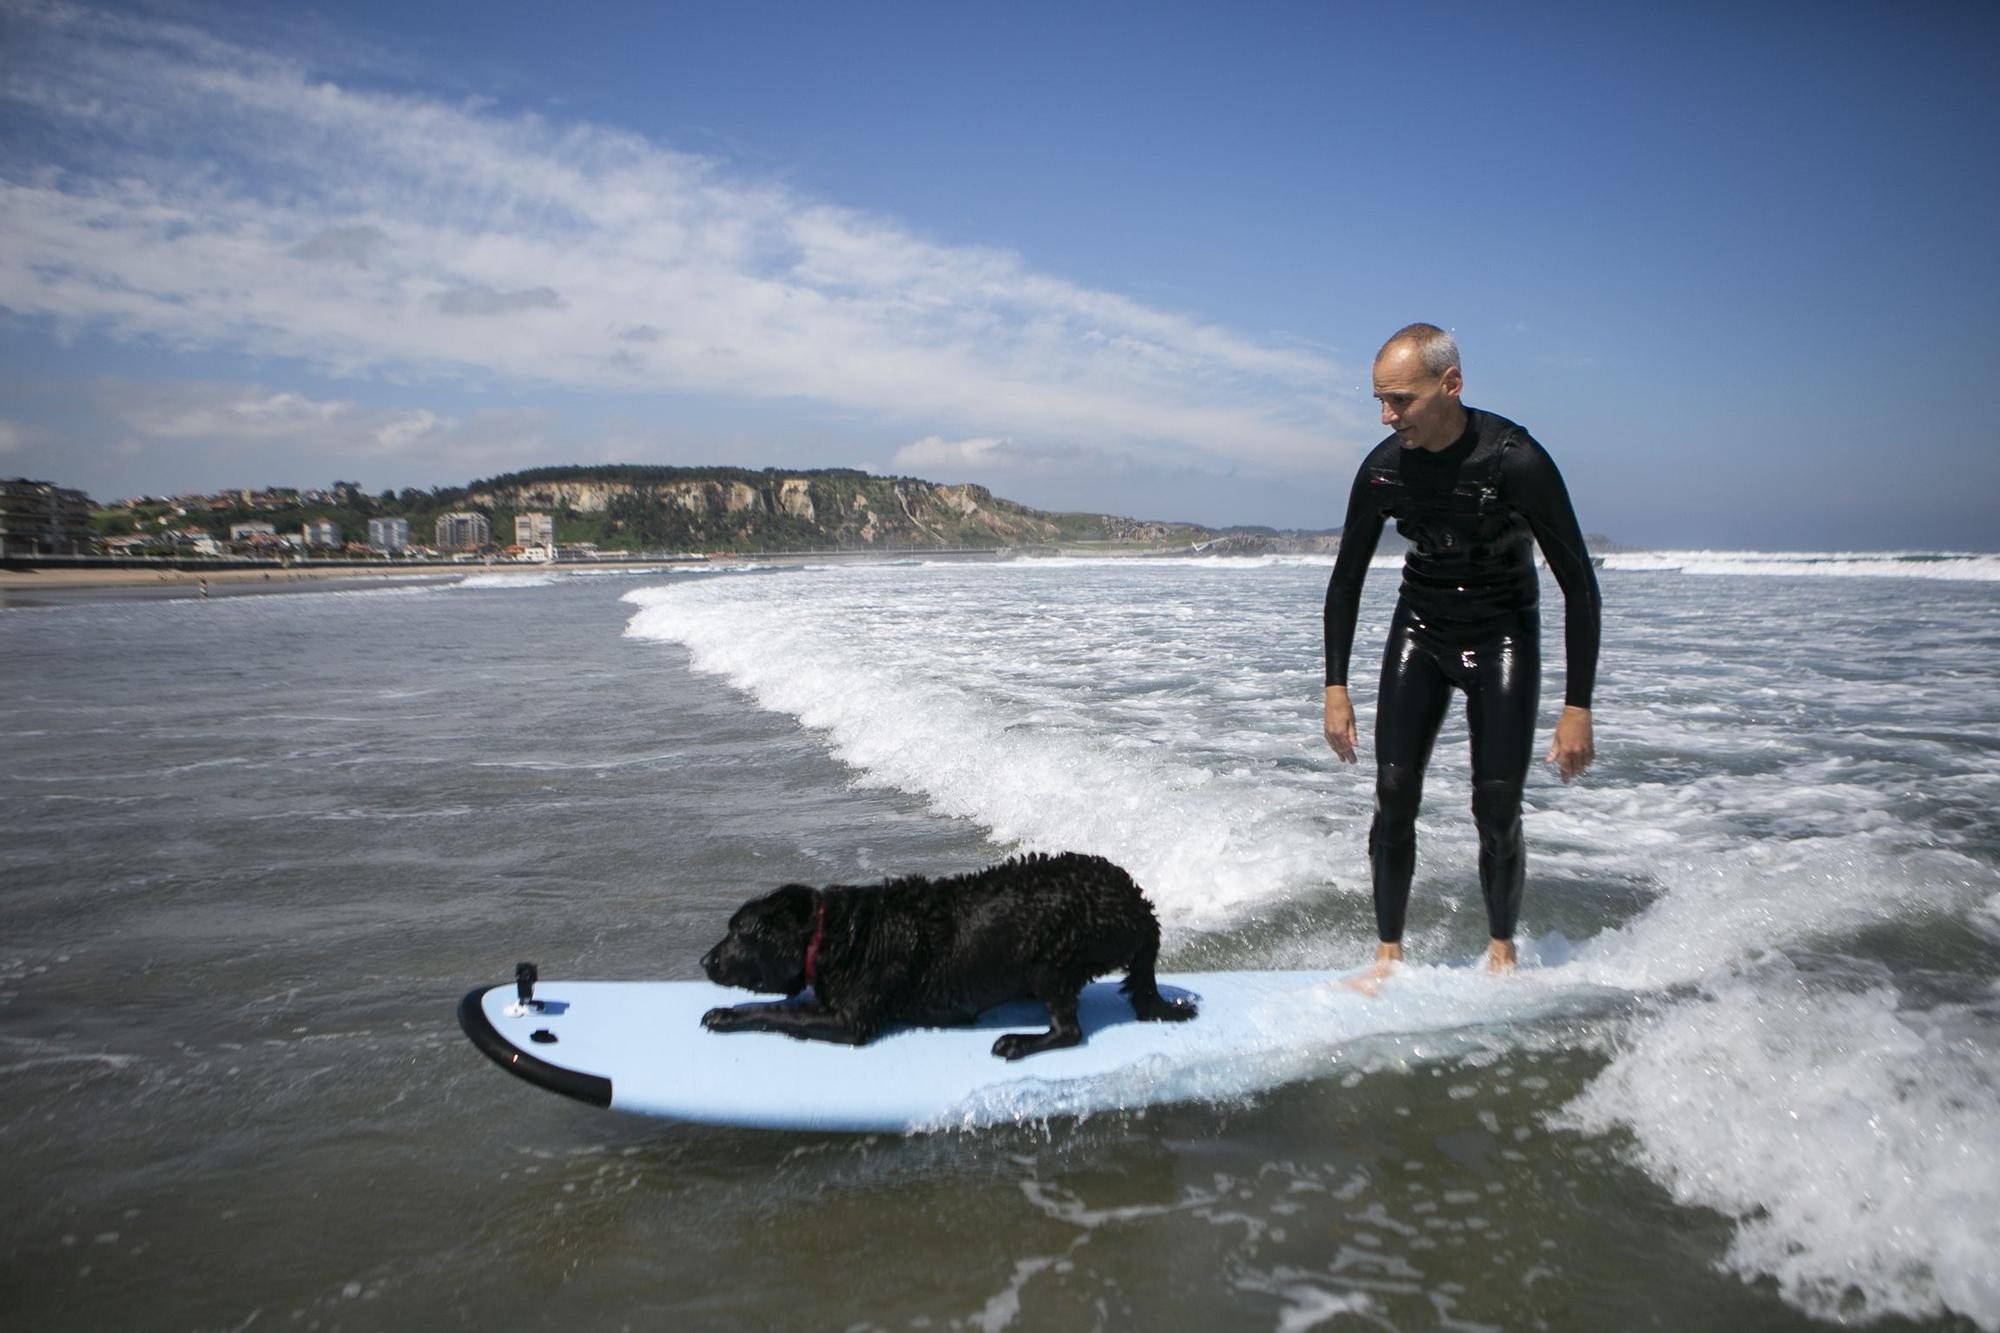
{"left": 2, "top": 0, "right": 1995, "bottom": 548}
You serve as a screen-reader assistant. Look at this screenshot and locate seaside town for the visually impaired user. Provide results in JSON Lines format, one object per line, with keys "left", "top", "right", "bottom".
{"left": 5, "top": 475, "right": 594, "bottom": 563}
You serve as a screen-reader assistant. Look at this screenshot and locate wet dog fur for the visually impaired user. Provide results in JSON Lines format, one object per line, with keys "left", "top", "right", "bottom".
{"left": 699, "top": 851, "right": 1196, "bottom": 1060}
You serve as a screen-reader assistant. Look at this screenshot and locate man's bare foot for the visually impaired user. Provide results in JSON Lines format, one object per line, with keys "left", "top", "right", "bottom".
{"left": 1342, "top": 941, "right": 1404, "bottom": 997}
{"left": 1486, "top": 938, "right": 1517, "bottom": 974}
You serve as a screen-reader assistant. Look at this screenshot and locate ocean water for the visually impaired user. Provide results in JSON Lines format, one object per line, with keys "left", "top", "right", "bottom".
{"left": 3, "top": 553, "right": 1997, "bottom": 1331}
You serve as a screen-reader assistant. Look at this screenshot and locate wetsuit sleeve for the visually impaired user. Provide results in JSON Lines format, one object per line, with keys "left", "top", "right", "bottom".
{"left": 1504, "top": 441, "right": 1601, "bottom": 709}
{"left": 1323, "top": 463, "right": 1386, "bottom": 688}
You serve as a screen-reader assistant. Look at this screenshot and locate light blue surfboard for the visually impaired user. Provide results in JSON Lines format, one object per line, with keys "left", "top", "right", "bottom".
{"left": 460, "top": 969, "right": 1377, "bottom": 1132}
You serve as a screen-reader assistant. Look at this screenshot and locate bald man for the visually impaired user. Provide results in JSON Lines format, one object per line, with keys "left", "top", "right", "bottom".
{"left": 1323, "top": 323, "right": 1600, "bottom": 983}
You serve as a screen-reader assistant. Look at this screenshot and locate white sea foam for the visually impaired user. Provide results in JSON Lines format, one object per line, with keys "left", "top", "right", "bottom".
{"left": 623, "top": 579, "right": 1347, "bottom": 927}
{"left": 1604, "top": 549, "right": 2000, "bottom": 581}
{"left": 1561, "top": 838, "right": 1991, "bottom": 992}
{"left": 1976, "top": 893, "right": 2000, "bottom": 945}
{"left": 311, "top": 581, "right": 458, "bottom": 598}
{"left": 619, "top": 557, "right": 2000, "bottom": 1327}
{"left": 1021, "top": 553, "right": 1342, "bottom": 571}
{"left": 1558, "top": 964, "right": 2000, "bottom": 1327}
{"left": 1018, "top": 553, "right": 1382, "bottom": 573}
{"left": 555, "top": 565, "right": 667, "bottom": 578}
{"left": 1523, "top": 834, "right": 1998, "bottom": 1333}
{"left": 453, "top": 570, "right": 562, "bottom": 589}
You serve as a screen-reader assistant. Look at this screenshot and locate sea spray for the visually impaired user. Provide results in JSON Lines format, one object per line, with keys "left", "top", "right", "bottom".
{"left": 1557, "top": 960, "right": 2000, "bottom": 1326}
{"left": 622, "top": 576, "right": 1355, "bottom": 927}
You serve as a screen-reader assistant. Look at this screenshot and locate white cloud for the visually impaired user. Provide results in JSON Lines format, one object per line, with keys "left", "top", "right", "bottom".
{"left": 0, "top": 2, "right": 1370, "bottom": 476}
{"left": 130, "top": 389, "right": 352, "bottom": 443}
{"left": 433, "top": 286, "right": 566, "bottom": 317}
{"left": 105, "top": 386, "right": 431, "bottom": 453}
{"left": 59, "top": 380, "right": 554, "bottom": 479}
{"left": 291, "top": 226, "right": 389, "bottom": 266}
{"left": 893, "top": 435, "right": 1020, "bottom": 472}
{"left": 0, "top": 418, "right": 24, "bottom": 455}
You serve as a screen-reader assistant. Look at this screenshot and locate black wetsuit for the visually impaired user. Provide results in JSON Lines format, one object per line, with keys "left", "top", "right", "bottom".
{"left": 1323, "top": 407, "right": 1600, "bottom": 942}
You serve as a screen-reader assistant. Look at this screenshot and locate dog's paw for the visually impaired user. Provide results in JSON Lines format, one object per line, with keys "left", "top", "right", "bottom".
{"left": 1134, "top": 993, "right": 1199, "bottom": 1022}
{"left": 701, "top": 1005, "right": 747, "bottom": 1032}
{"left": 991, "top": 1032, "right": 1039, "bottom": 1061}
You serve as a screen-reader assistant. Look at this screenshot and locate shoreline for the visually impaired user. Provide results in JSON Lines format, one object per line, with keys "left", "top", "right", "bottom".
{"left": 0, "top": 550, "right": 1036, "bottom": 608}
{"left": 0, "top": 565, "right": 471, "bottom": 609}
{"left": 0, "top": 541, "right": 1356, "bottom": 608}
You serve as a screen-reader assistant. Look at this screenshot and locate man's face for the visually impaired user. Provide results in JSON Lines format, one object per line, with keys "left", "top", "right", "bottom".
{"left": 1372, "top": 344, "right": 1464, "bottom": 452}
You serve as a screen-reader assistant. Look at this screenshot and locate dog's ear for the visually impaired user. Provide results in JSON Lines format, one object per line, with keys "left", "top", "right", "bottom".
{"left": 766, "top": 883, "right": 819, "bottom": 929}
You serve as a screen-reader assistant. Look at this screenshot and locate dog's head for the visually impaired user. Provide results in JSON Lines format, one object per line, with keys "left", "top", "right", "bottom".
{"left": 700, "top": 883, "right": 818, "bottom": 995}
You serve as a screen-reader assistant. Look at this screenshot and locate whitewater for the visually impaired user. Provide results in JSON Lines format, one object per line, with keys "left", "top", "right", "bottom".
{"left": 622, "top": 553, "right": 2000, "bottom": 1328}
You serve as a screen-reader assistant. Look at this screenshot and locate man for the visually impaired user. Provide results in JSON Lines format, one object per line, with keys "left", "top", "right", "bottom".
{"left": 1323, "top": 323, "right": 1599, "bottom": 983}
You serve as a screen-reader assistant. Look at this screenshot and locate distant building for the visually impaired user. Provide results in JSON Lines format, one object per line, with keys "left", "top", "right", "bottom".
{"left": 367, "top": 517, "right": 411, "bottom": 551}
{"left": 435, "top": 511, "right": 491, "bottom": 551}
{"left": 515, "top": 512, "right": 555, "bottom": 549}
{"left": 229, "top": 520, "right": 277, "bottom": 541}
{"left": 0, "top": 478, "right": 95, "bottom": 556}
{"left": 300, "top": 519, "right": 342, "bottom": 548}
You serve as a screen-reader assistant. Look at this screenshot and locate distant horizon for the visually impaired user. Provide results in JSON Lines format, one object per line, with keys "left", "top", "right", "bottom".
{"left": 3, "top": 2, "right": 1995, "bottom": 550}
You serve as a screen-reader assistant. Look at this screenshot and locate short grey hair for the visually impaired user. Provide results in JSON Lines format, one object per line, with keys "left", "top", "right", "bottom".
{"left": 1378, "top": 323, "right": 1460, "bottom": 377}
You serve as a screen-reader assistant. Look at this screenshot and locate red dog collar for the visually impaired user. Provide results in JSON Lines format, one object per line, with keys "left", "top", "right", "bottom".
{"left": 802, "top": 895, "right": 827, "bottom": 990}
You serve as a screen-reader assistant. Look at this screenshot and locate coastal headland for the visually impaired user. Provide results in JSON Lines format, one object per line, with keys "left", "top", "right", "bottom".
{"left": 4, "top": 462, "right": 1353, "bottom": 607}
{"left": 56, "top": 465, "right": 1305, "bottom": 561}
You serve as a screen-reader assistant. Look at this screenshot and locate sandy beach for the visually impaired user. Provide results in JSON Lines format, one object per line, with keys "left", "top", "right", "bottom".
{"left": 0, "top": 552, "right": 1044, "bottom": 608}
{"left": 0, "top": 563, "right": 463, "bottom": 590}
{"left": 0, "top": 563, "right": 477, "bottom": 608}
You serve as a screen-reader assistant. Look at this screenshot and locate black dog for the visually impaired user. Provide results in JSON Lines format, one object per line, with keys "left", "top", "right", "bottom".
{"left": 699, "top": 851, "right": 1196, "bottom": 1060}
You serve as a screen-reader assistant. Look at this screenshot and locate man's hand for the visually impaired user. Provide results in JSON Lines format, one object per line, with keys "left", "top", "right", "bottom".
{"left": 1324, "top": 685, "right": 1358, "bottom": 763}
{"left": 1546, "top": 705, "right": 1594, "bottom": 782}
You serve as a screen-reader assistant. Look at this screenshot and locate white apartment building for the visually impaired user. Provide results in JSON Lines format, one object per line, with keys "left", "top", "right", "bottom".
{"left": 300, "top": 519, "right": 342, "bottom": 548}
{"left": 515, "top": 512, "right": 555, "bottom": 549}
{"left": 367, "top": 517, "right": 411, "bottom": 550}
{"left": 435, "top": 511, "right": 490, "bottom": 550}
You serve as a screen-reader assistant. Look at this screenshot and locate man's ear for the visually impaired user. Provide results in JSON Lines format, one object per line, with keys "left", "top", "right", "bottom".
{"left": 1441, "top": 366, "right": 1463, "bottom": 401}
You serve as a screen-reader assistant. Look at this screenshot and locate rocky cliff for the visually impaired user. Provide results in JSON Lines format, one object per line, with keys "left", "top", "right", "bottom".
{"left": 463, "top": 466, "right": 1065, "bottom": 551}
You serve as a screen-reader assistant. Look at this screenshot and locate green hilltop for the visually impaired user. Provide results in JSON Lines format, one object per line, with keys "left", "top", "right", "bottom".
{"left": 94, "top": 464, "right": 1335, "bottom": 555}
